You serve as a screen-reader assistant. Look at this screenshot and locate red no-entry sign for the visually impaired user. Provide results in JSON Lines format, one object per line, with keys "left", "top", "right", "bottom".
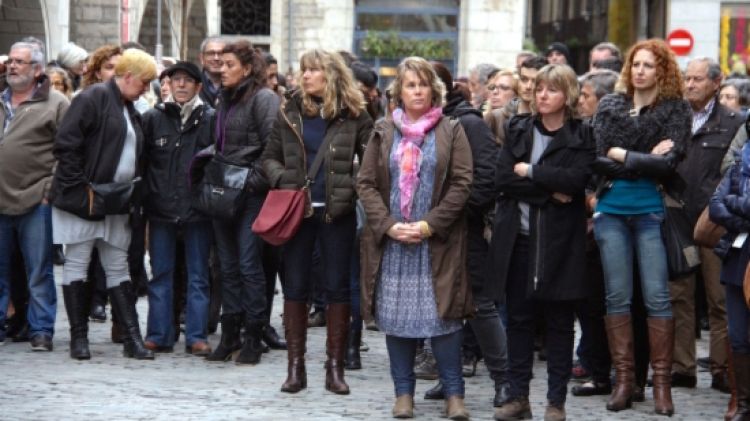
{"left": 667, "top": 29, "right": 694, "bottom": 56}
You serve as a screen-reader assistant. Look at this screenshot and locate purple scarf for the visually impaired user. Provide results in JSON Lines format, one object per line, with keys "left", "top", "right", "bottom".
{"left": 392, "top": 106, "right": 443, "bottom": 221}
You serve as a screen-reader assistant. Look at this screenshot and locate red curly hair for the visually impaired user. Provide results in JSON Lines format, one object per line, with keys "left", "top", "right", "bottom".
{"left": 617, "top": 38, "right": 684, "bottom": 101}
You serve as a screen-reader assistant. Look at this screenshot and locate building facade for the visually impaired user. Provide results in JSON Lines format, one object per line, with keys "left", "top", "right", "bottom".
{"left": 1, "top": 0, "right": 525, "bottom": 81}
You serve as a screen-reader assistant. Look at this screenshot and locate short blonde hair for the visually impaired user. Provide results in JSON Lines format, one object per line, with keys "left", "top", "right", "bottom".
{"left": 530, "top": 64, "right": 579, "bottom": 118}
{"left": 114, "top": 48, "right": 157, "bottom": 81}
{"left": 389, "top": 56, "right": 445, "bottom": 109}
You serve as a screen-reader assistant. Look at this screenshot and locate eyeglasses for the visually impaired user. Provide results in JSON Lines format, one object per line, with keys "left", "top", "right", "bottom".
{"left": 488, "top": 83, "right": 513, "bottom": 92}
{"left": 203, "top": 50, "right": 223, "bottom": 58}
{"left": 6, "top": 58, "right": 35, "bottom": 66}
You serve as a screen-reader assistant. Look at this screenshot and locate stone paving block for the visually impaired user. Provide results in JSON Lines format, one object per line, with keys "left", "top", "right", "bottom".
{"left": 0, "top": 269, "right": 731, "bottom": 420}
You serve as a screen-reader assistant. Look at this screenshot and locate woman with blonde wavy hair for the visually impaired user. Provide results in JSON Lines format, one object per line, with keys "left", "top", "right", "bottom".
{"left": 261, "top": 49, "right": 373, "bottom": 396}
{"left": 591, "top": 38, "right": 691, "bottom": 416}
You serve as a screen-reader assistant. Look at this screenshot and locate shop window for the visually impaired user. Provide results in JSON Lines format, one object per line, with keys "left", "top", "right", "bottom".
{"left": 720, "top": 4, "right": 750, "bottom": 75}
{"left": 221, "top": 0, "right": 271, "bottom": 35}
{"left": 354, "top": 0, "right": 459, "bottom": 87}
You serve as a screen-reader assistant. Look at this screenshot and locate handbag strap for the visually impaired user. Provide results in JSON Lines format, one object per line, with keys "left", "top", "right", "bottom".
{"left": 304, "top": 132, "right": 333, "bottom": 188}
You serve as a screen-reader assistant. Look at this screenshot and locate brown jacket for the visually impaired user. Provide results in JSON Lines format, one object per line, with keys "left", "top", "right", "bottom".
{"left": 356, "top": 116, "right": 475, "bottom": 323}
{"left": 0, "top": 77, "right": 69, "bottom": 215}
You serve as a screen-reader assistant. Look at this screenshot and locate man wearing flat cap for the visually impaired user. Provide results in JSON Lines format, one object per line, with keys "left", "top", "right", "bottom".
{"left": 140, "top": 61, "right": 216, "bottom": 355}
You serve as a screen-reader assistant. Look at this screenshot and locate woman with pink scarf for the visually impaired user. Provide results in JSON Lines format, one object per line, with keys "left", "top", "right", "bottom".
{"left": 357, "top": 57, "right": 474, "bottom": 420}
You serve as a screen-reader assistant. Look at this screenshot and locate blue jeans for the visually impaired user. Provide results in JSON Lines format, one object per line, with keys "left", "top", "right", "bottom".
{"left": 213, "top": 194, "right": 267, "bottom": 320}
{"left": 385, "top": 330, "right": 464, "bottom": 397}
{"left": 0, "top": 204, "right": 56, "bottom": 340}
{"left": 593, "top": 212, "right": 672, "bottom": 317}
{"left": 147, "top": 220, "right": 212, "bottom": 346}
{"left": 725, "top": 283, "right": 750, "bottom": 355}
{"left": 282, "top": 208, "right": 355, "bottom": 304}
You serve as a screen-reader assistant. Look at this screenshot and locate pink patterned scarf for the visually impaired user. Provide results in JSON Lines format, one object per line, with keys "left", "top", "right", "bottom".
{"left": 392, "top": 106, "right": 443, "bottom": 221}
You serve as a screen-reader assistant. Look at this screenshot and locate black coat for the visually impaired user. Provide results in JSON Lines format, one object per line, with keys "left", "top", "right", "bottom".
{"left": 443, "top": 95, "right": 499, "bottom": 293}
{"left": 487, "top": 115, "right": 595, "bottom": 302}
{"left": 49, "top": 79, "right": 144, "bottom": 220}
{"left": 141, "top": 100, "right": 215, "bottom": 223}
{"left": 677, "top": 101, "right": 743, "bottom": 225}
{"left": 216, "top": 79, "right": 280, "bottom": 193}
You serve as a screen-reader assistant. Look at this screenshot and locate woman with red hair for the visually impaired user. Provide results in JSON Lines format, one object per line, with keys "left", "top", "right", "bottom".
{"left": 592, "top": 39, "right": 691, "bottom": 416}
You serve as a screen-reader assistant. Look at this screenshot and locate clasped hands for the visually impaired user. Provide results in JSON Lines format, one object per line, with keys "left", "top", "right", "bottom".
{"left": 387, "top": 221, "right": 429, "bottom": 244}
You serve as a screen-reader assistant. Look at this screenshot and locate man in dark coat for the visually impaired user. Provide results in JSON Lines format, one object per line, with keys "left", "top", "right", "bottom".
{"left": 198, "top": 36, "right": 226, "bottom": 107}
{"left": 672, "top": 57, "right": 744, "bottom": 392}
{"left": 141, "top": 61, "right": 216, "bottom": 356}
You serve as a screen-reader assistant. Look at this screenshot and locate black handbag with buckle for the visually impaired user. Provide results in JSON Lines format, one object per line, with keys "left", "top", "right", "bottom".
{"left": 190, "top": 151, "right": 249, "bottom": 219}
{"left": 86, "top": 177, "right": 141, "bottom": 218}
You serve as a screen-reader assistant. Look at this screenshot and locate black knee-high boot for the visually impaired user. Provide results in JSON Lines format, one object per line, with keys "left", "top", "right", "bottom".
{"left": 62, "top": 280, "right": 91, "bottom": 360}
{"left": 109, "top": 281, "right": 154, "bottom": 360}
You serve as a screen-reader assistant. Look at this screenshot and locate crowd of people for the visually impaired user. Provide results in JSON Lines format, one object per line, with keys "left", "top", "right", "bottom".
{"left": 0, "top": 34, "right": 749, "bottom": 421}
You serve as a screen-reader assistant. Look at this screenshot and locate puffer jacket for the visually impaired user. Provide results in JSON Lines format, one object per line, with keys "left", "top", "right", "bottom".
{"left": 216, "top": 79, "right": 280, "bottom": 193}
{"left": 709, "top": 156, "right": 750, "bottom": 269}
{"left": 141, "top": 99, "right": 215, "bottom": 223}
{"left": 261, "top": 91, "right": 373, "bottom": 222}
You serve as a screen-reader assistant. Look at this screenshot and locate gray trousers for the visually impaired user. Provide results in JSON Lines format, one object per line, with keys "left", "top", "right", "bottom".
{"left": 62, "top": 239, "right": 130, "bottom": 288}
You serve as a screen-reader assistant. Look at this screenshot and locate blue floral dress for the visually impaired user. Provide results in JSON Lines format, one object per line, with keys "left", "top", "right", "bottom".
{"left": 374, "top": 129, "right": 463, "bottom": 338}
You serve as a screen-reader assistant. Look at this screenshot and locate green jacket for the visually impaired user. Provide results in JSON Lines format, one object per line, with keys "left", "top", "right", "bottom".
{"left": 261, "top": 92, "right": 373, "bottom": 221}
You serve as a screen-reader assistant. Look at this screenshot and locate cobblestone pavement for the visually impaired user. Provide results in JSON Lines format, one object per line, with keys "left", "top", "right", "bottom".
{"left": 0, "top": 271, "right": 729, "bottom": 420}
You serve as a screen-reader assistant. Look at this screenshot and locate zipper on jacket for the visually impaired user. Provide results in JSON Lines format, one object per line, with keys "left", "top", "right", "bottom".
{"left": 280, "top": 109, "right": 308, "bottom": 186}
{"left": 533, "top": 207, "right": 542, "bottom": 291}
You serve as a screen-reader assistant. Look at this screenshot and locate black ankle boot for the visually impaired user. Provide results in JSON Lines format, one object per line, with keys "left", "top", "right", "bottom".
{"left": 109, "top": 281, "right": 154, "bottom": 360}
{"left": 206, "top": 313, "right": 243, "bottom": 361}
{"left": 236, "top": 320, "right": 265, "bottom": 365}
{"left": 345, "top": 327, "right": 362, "bottom": 370}
{"left": 63, "top": 280, "right": 91, "bottom": 360}
{"left": 261, "top": 323, "right": 287, "bottom": 350}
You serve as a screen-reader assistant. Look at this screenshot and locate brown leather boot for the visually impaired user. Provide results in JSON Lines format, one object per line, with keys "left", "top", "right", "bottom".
{"left": 325, "top": 303, "right": 351, "bottom": 395}
{"left": 605, "top": 314, "right": 634, "bottom": 412}
{"left": 727, "top": 346, "right": 738, "bottom": 421}
{"left": 732, "top": 353, "right": 750, "bottom": 421}
{"left": 280, "top": 301, "right": 308, "bottom": 393}
{"left": 648, "top": 317, "right": 675, "bottom": 417}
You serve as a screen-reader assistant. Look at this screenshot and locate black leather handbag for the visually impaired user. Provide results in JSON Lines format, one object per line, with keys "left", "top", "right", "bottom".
{"left": 662, "top": 193, "right": 701, "bottom": 279}
{"left": 191, "top": 152, "right": 249, "bottom": 219}
{"left": 86, "top": 177, "right": 141, "bottom": 218}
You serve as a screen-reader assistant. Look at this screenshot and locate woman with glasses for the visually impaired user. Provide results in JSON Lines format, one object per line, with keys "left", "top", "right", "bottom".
{"left": 49, "top": 48, "right": 158, "bottom": 361}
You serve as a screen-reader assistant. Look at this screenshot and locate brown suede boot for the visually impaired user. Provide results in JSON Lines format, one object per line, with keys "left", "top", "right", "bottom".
{"left": 605, "top": 314, "right": 635, "bottom": 412}
{"left": 648, "top": 317, "right": 675, "bottom": 417}
{"left": 444, "top": 395, "right": 470, "bottom": 420}
{"left": 325, "top": 303, "right": 351, "bottom": 395}
{"left": 727, "top": 346, "right": 738, "bottom": 421}
{"left": 392, "top": 394, "right": 415, "bottom": 418}
{"left": 280, "top": 301, "right": 308, "bottom": 393}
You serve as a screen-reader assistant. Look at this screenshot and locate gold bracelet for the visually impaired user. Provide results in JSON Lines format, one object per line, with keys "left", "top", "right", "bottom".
{"left": 418, "top": 220, "right": 432, "bottom": 237}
